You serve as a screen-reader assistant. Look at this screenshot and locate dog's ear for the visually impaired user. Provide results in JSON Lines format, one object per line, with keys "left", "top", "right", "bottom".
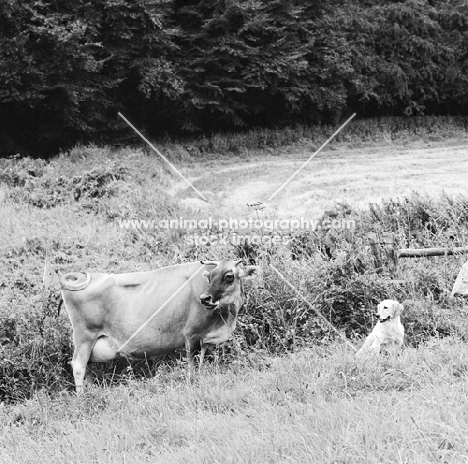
{"left": 376, "top": 302, "right": 383, "bottom": 315}
{"left": 393, "top": 301, "right": 403, "bottom": 316}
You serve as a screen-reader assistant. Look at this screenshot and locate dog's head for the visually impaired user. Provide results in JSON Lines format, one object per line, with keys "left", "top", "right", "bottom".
{"left": 377, "top": 299, "right": 403, "bottom": 323}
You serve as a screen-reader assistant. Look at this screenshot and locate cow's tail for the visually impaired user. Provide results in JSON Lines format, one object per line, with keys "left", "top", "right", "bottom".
{"left": 59, "top": 272, "right": 91, "bottom": 291}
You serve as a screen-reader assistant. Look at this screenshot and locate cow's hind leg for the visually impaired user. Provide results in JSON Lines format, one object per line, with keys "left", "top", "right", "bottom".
{"left": 71, "top": 333, "right": 97, "bottom": 394}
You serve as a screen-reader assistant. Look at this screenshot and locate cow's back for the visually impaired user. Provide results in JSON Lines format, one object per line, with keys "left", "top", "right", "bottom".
{"left": 61, "top": 262, "right": 211, "bottom": 359}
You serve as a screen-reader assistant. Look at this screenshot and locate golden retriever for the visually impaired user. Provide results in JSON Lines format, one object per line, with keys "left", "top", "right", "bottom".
{"left": 356, "top": 299, "right": 404, "bottom": 357}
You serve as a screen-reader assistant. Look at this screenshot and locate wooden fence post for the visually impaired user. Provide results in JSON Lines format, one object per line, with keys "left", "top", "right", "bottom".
{"left": 368, "top": 232, "right": 397, "bottom": 274}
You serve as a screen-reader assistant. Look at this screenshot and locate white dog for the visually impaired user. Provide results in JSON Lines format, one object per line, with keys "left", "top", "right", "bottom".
{"left": 355, "top": 299, "right": 404, "bottom": 357}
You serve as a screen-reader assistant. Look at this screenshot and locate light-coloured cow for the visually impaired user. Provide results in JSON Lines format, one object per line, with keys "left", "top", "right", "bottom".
{"left": 60, "top": 259, "right": 259, "bottom": 392}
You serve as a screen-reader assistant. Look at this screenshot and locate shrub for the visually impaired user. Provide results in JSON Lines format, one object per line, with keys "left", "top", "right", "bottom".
{"left": 0, "top": 157, "right": 129, "bottom": 209}
{"left": 233, "top": 193, "right": 468, "bottom": 354}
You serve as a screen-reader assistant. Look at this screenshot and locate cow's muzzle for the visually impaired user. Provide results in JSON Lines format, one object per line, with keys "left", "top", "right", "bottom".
{"left": 200, "top": 294, "right": 218, "bottom": 310}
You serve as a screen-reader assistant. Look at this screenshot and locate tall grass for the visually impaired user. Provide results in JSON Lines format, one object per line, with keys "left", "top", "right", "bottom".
{"left": 1, "top": 133, "right": 468, "bottom": 404}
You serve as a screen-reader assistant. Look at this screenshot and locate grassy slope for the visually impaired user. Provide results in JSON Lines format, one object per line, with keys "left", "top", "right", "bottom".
{"left": 2, "top": 340, "right": 468, "bottom": 463}
{"left": 2, "top": 128, "right": 468, "bottom": 462}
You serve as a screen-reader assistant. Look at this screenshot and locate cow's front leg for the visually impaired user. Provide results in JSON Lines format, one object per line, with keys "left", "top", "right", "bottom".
{"left": 184, "top": 337, "right": 197, "bottom": 383}
{"left": 214, "top": 344, "right": 226, "bottom": 367}
{"left": 199, "top": 343, "right": 208, "bottom": 370}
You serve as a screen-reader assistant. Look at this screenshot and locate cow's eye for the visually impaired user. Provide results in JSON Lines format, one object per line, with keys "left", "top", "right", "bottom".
{"left": 225, "top": 274, "right": 234, "bottom": 283}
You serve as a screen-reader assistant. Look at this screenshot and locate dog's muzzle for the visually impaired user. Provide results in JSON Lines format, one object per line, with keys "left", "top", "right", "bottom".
{"left": 378, "top": 316, "right": 391, "bottom": 323}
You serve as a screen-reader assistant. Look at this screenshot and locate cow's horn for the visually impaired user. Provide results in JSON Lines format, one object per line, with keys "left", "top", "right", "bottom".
{"left": 201, "top": 260, "right": 219, "bottom": 266}
{"left": 234, "top": 259, "right": 245, "bottom": 266}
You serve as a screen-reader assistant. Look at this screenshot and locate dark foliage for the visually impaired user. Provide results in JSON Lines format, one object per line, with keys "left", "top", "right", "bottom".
{"left": 1, "top": 0, "right": 468, "bottom": 156}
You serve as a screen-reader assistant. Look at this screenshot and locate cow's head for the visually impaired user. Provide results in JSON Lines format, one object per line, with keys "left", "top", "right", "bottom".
{"left": 376, "top": 299, "right": 403, "bottom": 323}
{"left": 199, "top": 259, "right": 260, "bottom": 311}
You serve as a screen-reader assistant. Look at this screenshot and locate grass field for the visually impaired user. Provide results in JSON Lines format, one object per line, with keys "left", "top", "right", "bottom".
{"left": 176, "top": 140, "right": 468, "bottom": 218}
{"left": 1, "top": 122, "right": 468, "bottom": 463}
{"left": 2, "top": 340, "right": 468, "bottom": 463}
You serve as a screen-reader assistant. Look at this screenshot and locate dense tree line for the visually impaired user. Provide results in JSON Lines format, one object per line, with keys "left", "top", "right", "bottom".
{"left": 1, "top": 0, "right": 468, "bottom": 155}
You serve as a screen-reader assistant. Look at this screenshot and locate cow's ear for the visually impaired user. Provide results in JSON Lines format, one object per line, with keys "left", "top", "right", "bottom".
{"left": 240, "top": 266, "right": 260, "bottom": 279}
{"left": 203, "top": 270, "right": 210, "bottom": 282}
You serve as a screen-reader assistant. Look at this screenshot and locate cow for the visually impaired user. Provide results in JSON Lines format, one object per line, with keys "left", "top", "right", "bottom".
{"left": 59, "top": 259, "right": 259, "bottom": 392}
